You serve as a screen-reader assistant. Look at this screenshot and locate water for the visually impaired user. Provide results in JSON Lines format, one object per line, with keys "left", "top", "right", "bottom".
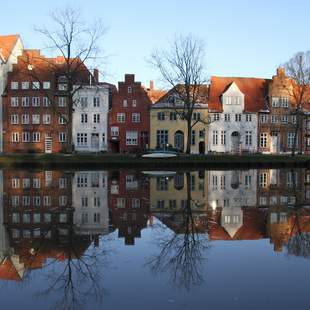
{"left": 0, "top": 167, "right": 309, "bottom": 310}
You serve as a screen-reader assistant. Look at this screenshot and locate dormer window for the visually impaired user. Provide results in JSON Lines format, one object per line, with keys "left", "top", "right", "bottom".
{"left": 21, "top": 82, "right": 29, "bottom": 89}
{"left": 168, "top": 96, "right": 176, "bottom": 104}
{"left": 58, "top": 76, "right": 67, "bottom": 91}
{"left": 32, "top": 81, "right": 40, "bottom": 90}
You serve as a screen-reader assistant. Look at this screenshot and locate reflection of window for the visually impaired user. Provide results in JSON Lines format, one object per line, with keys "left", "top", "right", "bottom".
{"left": 259, "top": 196, "right": 267, "bottom": 206}
{"left": 77, "top": 173, "right": 88, "bottom": 187}
{"left": 132, "top": 198, "right": 140, "bottom": 208}
{"left": 81, "top": 196, "right": 88, "bottom": 207}
{"left": 169, "top": 200, "right": 176, "bottom": 209}
{"left": 116, "top": 198, "right": 126, "bottom": 208}
{"left": 126, "top": 175, "right": 138, "bottom": 190}
{"left": 174, "top": 174, "right": 184, "bottom": 190}
{"left": 157, "top": 200, "right": 165, "bottom": 209}
{"left": 12, "top": 213, "right": 20, "bottom": 223}
{"left": 59, "top": 213, "right": 67, "bottom": 223}
{"left": 91, "top": 173, "right": 99, "bottom": 187}
{"left": 23, "top": 214, "right": 31, "bottom": 223}
{"left": 156, "top": 177, "right": 168, "bottom": 191}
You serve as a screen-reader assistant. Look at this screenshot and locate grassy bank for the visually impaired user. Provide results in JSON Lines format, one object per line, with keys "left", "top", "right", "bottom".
{"left": 0, "top": 153, "right": 309, "bottom": 169}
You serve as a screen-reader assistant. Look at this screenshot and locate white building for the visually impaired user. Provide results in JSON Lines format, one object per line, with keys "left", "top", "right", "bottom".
{"left": 0, "top": 35, "right": 23, "bottom": 152}
{"left": 72, "top": 84, "right": 110, "bottom": 152}
{"left": 208, "top": 76, "right": 268, "bottom": 153}
{"left": 72, "top": 171, "right": 109, "bottom": 236}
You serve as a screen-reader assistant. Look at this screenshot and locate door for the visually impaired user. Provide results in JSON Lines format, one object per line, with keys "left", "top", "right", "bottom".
{"left": 45, "top": 135, "right": 52, "bottom": 153}
{"left": 199, "top": 141, "right": 205, "bottom": 154}
{"left": 91, "top": 133, "right": 99, "bottom": 150}
{"left": 231, "top": 132, "right": 240, "bottom": 153}
{"left": 270, "top": 133, "right": 279, "bottom": 153}
{"left": 174, "top": 131, "right": 184, "bottom": 151}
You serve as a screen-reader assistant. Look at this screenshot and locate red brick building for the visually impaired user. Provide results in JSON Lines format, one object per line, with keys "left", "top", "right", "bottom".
{"left": 108, "top": 74, "right": 152, "bottom": 153}
{"left": 3, "top": 49, "right": 90, "bottom": 153}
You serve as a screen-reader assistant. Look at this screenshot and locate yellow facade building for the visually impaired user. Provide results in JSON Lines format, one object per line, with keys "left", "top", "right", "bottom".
{"left": 149, "top": 101, "right": 209, "bottom": 154}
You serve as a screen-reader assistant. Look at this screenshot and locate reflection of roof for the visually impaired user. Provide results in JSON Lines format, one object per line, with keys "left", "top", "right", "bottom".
{"left": 0, "top": 257, "right": 23, "bottom": 281}
{"left": 0, "top": 34, "right": 19, "bottom": 62}
{"left": 208, "top": 76, "right": 270, "bottom": 112}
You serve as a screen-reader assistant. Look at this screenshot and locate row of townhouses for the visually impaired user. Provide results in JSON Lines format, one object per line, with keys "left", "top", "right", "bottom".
{"left": 0, "top": 167, "right": 309, "bottom": 279}
{"left": 1, "top": 34, "right": 310, "bottom": 154}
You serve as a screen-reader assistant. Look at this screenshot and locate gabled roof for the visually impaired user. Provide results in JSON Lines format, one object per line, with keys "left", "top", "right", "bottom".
{"left": 0, "top": 34, "right": 20, "bottom": 63}
{"left": 208, "top": 76, "right": 270, "bottom": 112}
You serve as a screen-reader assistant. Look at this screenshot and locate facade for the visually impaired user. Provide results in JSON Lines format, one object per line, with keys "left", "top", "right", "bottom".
{"left": 108, "top": 74, "right": 152, "bottom": 153}
{"left": 3, "top": 50, "right": 69, "bottom": 153}
{"left": 208, "top": 76, "right": 269, "bottom": 153}
{"left": 0, "top": 34, "right": 24, "bottom": 152}
{"left": 72, "top": 171, "right": 109, "bottom": 235}
{"left": 72, "top": 83, "right": 111, "bottom": 152}
{"left": 150, "top": 88, "right": 208, "bottom": 154}
{"left": 258, "top": 68, "right": 308, "bottom": 154}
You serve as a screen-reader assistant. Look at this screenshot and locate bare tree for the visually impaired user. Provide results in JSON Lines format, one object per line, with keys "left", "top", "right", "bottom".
{"left": 22, "top": 6, "right": 105, "bottom": 153}
{"left": 283, "top": 51, "right": 310, "bottom": 156}
{"left": 151, "top": 34, "right": 209, "bottom": 154}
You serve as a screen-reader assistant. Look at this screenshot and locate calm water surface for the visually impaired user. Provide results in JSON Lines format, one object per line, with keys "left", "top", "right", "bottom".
{"left": 0, "top": 168, "right": 309, "bottom": 310}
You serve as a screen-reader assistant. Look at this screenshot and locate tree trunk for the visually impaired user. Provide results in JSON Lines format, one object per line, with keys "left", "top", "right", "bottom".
{"left": 186, "top": 118, "right": 192, "bottom": 154}
{"left": 66, "top": 95, "right": 73, "bottom": 153}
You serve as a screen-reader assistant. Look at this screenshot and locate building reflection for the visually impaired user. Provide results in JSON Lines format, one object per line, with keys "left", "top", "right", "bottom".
{"left": 0, "top": 167, "right": 309, "bottom": 284}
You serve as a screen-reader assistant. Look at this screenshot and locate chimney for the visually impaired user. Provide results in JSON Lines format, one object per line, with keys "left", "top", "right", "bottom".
{"left": 94, "top": 69, "right": 99, "bottom": 82}
{"left": 276, "top": 67, "right": 285, "bottom": 76}
{"left": 149, "top": 80, "right": 154, "bottom": 91}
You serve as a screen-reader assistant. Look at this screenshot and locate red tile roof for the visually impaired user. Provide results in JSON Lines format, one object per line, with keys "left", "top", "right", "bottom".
{"left": 208, "top": 76, "right": 270, "bottom": 112}
{"left": 0, "top": 34, "right": 20, "bottom": 62}
{"left": 0, "top": 258, "right": 22, "bottom": 281}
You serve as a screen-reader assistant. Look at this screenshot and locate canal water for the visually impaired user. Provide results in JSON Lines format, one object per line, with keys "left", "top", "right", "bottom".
{"left": 0, "top": 167, "right": 309, "bottom": 309}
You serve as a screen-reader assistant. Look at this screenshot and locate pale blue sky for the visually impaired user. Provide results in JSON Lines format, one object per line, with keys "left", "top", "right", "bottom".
{"left": 2, "top": 0, "right": 310, "bottom": 88}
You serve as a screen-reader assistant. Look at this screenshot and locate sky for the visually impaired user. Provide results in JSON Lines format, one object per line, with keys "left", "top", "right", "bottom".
{"left": 1, "top": 0, "right": 310, "bottom": 88}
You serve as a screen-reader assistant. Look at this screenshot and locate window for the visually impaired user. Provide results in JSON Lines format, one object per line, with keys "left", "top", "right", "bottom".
{"left": 22, "top": 97, "right": 29, "bottom": 107}
{"left": 43, "top": 114, "right": 51, "bottom": 124}
{"left": 22, "top": 81, "right": 29, "bottom": 89}
{"left": 123, "top": 99, "right": 128, "bottom": 107}
{"left": 43, "top": 97, "right": 50, "bottom": 107}
{"left": 58, "top": 84, "right": 67, "bottom": 91}
{"left": 59, "top": 132, "right": 67, "bottom": 143}
{"left": 22, "top": 132, "right": 30, "bottom": 142}
{"left": 22, "top": 114, "right": 29, "bottom": 124}
{"left": 93, "top": 97, "right": 100, "bottom": 107}
{"left": 287, "top": 132, "right": 296, "bottom": 148}
{"left": 245, "top": 175, "right": 252, "bottom": 187}
{"left": 132, "top": 198, "right": 140, "bottom": 208}
{"left": 224, "top": 114, "right": 231, "bottom": 122}
{"left": 58, "top": 97, "right": 67, "bottom": 107}
{"left": 272, "top": 97, "right": 279, "bottom": 107}
{"left": 59, "top": 115, "right": 66, "bottom": 124}
{"left": 81, "top": 113, "right": 88, "bottom": 123}
{"left": 199, "top": 130, "right": 205, "bottom": 138}
{"left": 259, "top": 173, "right": 267, "bottom": 188}
{"left": 43, "top": 81, "right": 50, "bottom": 89}
{"left": 170, "top": 112, "right": 177, "bottom": 120}
{"left": 45, "top": 171, "right": 52, "bottom": 187}
{"left": 59, "top": 196, "right": 67, "bottom": 206}
{"left": 33, "top": 214, "right": 41, "bottom": 224}
{"left": 260, "top": 133, "right": 267, "bottom": 148}
{"left": 117, "top": 113, "right": 125, "bottom": 123}
{"left": 12, "top": 132, "right": 19, "bottom": 142}
{"left": 271, "top": 115, "right": 278, "bottom": 123}
{"left": 280, "top": 97, "right": 289, "bottom": 107}
{"left": 77, "top": 133, "right": 87, "bottom": 146}
{"left": 44, "top": 214, "right": 51, "bottom": 223}
{"left": 235, "top": 114, "right": 242, "bottom": 122}
{"left": 33, "top": 196, "right": 41, "bottom": 206}
{"left": 156, "top": 177, "right": 168, "bottom": 191}
{"left": 12, "top": 178, "right": 20, "bottom": 188}
{"left": 32, "top": 114, "right": 40, "bottom": 124}
{"left": 94, "top": 213, "right": 101, "bottom": 223}
{"left": 282, "top": 115, "right": 288, "bottom": 124}
{"left": 23, "top": 178, "right": 30, "bottom": 188}
{"left": 220, "top": 131, "right": 226, "bottom": 145}
{"left": 260, "top": 114, "right": 268, "bottom": 123}
{"left": 59, "top": 178, "right": 67, "bottom": 189}
{"left": 32, "top": 97, "right": 40, "bottom": 107}
{"left": 12, "top": 213, "right": 20, "bottom": 223}
{"left": 32, "top": 132, "right": 40, "bottom": 142}
{"left": 157, "top": 112, "right": 165, "bottom": 120}
{"left": 11, "top": 195, "right": 19, "bottom": 206}
{"left": 10, "top": 114, "right": 18, "bottom": 124}
{"left": 287, "top": 171, "right": 297, "bottom": 187}
{"left": 156, "top": 130, "right": 168, "bottom": 146}
{"left": 111, "top": 126, "right": 119, "bottom": 136}
{"left": 292, "top": 115, "right": 297, "bottom": 124}
{"left": 77, "top": 173, "right": 88, "bottom": 187}
{"left": 212, "top": 174, "right": 218, "bottom": 190}
{"left": 126, "top": 130, "right": 138, "bottom": 145}
{"left": 213, "top": 114, "right": 220, "bottom": 121}
{"left": 93, "top": 114, "right": 100, "bottom": 123}
{"left": 44, "top": 196, "right": 51, "bottom": 206}
{"left": 11, "top": 82, "right": 18, "bottom": 89}
{"left": 11, "top": 97, "right": 19, "bottom": 107}
{"left": 191, "top": 130, "right": 196, "bottom": 145}
{"left": 32, "top": 81, "right": 40, "bottom": 90}
{"left": 80, "top": 97, "right": 88, "bottom": 108}
{"left": 193, "top": 112, "right": 201, "bottom": 121}
{"left": 132, "top": 99, "right": 137, "bottom": 107}
{"left": 33, "top": 178, "right": 41, "bottom": 188}
{"left": 128, "top": 86, "right": 132, "bottom": 93}
{"left": 23, "top": 214, "right": 31, "bottom": 223}
{"left": 132, "top": 113, "right": 141, "bottom": 123}
{"left": 94, "top": 197, "right": 100, "bottom": 207}
{"left": 212, "top": 130, "right": 218, "bottom": 145}
{"left": 245, "top": 131, "right": 252, "bottom": 146}
{"left": 245, "top": 114, "right": 252, "bottom": 122}
{"left": 81, "top": 196, "right": 88, "bottom": 207}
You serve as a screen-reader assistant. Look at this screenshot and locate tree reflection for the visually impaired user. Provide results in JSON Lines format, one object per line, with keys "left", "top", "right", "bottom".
{"left": 147, "top": 172, "right": 209, "bottom": 290}
{"left": 20, "top": 208, "right": 110, "bottom": 310}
